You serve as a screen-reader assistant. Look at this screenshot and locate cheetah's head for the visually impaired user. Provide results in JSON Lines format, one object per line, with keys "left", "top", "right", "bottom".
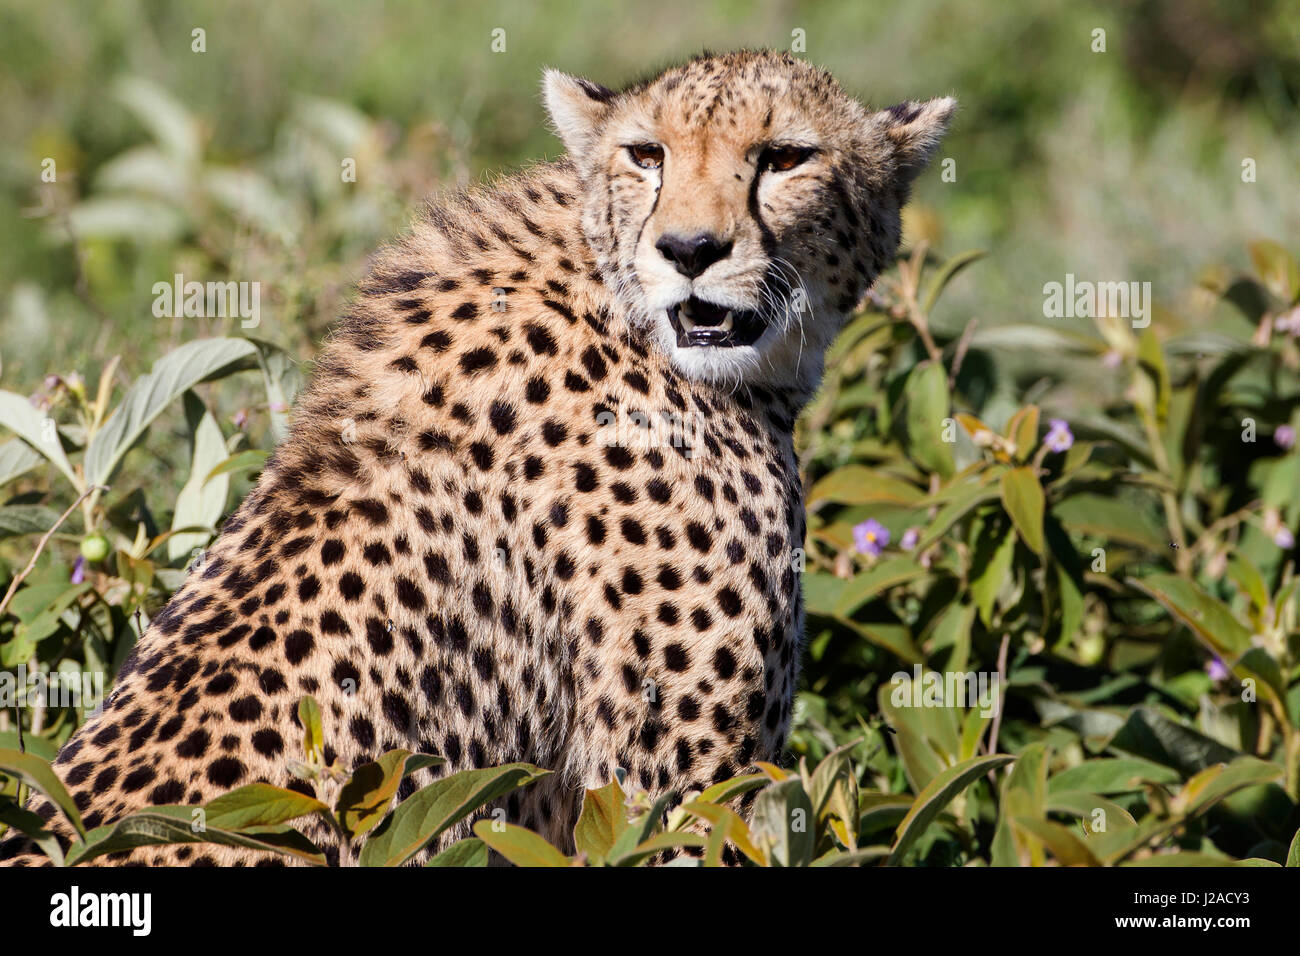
{"left": 544, "top": 50, "right": 954, "bottom": 391}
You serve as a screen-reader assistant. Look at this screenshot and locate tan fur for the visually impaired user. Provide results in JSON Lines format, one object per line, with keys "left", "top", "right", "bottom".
{"left": 1, "top": 50, "right": 951, "bottom": 867}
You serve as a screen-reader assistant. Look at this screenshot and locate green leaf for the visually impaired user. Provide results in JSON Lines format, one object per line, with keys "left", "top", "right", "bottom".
{"left": 65, "top": 806, "right": 324, "bottom": 866}
{"left": 681, "top": 800, "right": 763, "bottom": 866}
{"left": 901, "top": 361, "right": 954, "bottom": 479}
{"left": 888, "top": 754, "right": 1014, "bottom": 865}
{"left": 1048, "top": 758, "right": 1179, "bottom": 795}
{"left": 835, "top": 556, "right": 928, "bottom": 617}
{"left": 0, "top": 391, "right": 79, "bottom": 488}
{"left": 618, "top": 789, "right": 678, "bottom": 854}
{"left": 877, "top": 679, "right": 962, "bottom": 791}
{"left": 114, "top": 76, "right": 201, "bottom": 164}
{"left": 991, "top": 743, "right": 1050, "bottom": 866}
{"left": 698, "top": 773, "right": 768, "bottom": 807}
{"left": 425, "top": 836, "right": 489, "bottom": 867}
{"left": 1000, "top": 467, "right": 1045, "bottom": 555}
{"left": 801, "top": 572, "right": 847, "bottom": 617}
{"left": 970, "top": 517, "right": 1016, "bottom": 625}
{"left": 1233, "top": 647, "right": 1287, "bottom": 714}
{"left": 473, "top": 821, "right": 570, "bottom": 866}
{"left": 808, "top": 742, "right": 858, "bottom": 817}
{"left": 204, "top": 783, "right": 329, "bottom": 830}
{"left": 1122, "top": 853, "right": 1280, "bottom": 867}
{"left": 921, "top": 248, "right": 986, "bottom": 314}
{"left": 0, "top": 748, "right": 85, "bottom": 838}
{"left": 1248, "top": 239, "right": 1300, "bottom": 302}
{"left": 969, "top": 324, "right": 1106, "bottom": 356}
{"left": 1129, "top": 574, "right": 1252, "bottom": 659}
{"left": 1287, "top": 828, "right": 1300, "bottom": 867}
{"left": 298, "top": 696, "right": 324, "bottom": 763}
{"left": 204, "top": 449, "right": 269, "bottom": 485}
{"left": 749, "top": 778, "right": 815, "bottom": 867}
{"left": 572, "top": 779, "right": 630, "bottom": 863}
{"left": 1010, "top": 816, "right": 1100, "bottom": 866}
{"left": 0, "top": 504, "right": 63, "bottom": 540}
{"left": 916, "top": 479, "right": 1003, "bottom": 551}
{"left": 1052, "top": 493, "right": 1167, "bottom": 552}
{"left": 810, "top": 846, "right": 890, "bottom": 866}
{"left": 358, "top": 763, "right": 550, "bottom": 867}
{"left": 1006, "top": 405, "right": 1040, "bottom": 462}
{"left": 255, "top": 344, "right": 303, "bottom": 442}
{"left": 1045, "top": 790, "right": 1138, "bottom": 830}
{"left": 4, "top": 579, "right": 91, "bottom": 667}
{"left": 808, "top": 466, "right": 924, "bottom": 507}
{"left": 168, "top": 393, "right": 231, "bottom": 561}
{"left": 84, "top": 337, "right": 260, "bottom": 487}
{"left": 1136, "top": 327, "right": 1171, "bottom": 423}
{"left": 1178, "top": 756, "right": 1282, "bottom": 818}
{"left": 62, "top": 196, "right": 186, "bottom": 242}
{"left": 0, "top": 438, "right": 47, "bottom": 488}
{"left": 1108, "top": 705, "right": 1240, "bottom": 776}
{"left": 958, "top": 707, "right": 990, "bottom": 762}
{"left": 0, "top": 795, "right": 65, "bottom": 865}
{"left": 1227, "top": 555, "right": 1269, "bottom": 614}
{"left": 608, "top": 831, "right": 708, "bottom": 866}
{"left": 335, "top": 750, "right": 445, "bottom": 838}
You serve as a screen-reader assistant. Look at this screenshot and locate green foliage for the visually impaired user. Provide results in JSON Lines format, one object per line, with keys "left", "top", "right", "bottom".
{"left": 791, "top": 240, "right": 1300, "bottom": 866}
{"left": 0, "top": 334, "right": 299, "bottom": 743}
{"left": 3, "top": 241, "right": 1300, "bottom": 865}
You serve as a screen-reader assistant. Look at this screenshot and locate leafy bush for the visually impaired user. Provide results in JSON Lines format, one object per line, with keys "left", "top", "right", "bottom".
{"left": 3, "top": 238, "right": 1298, "bottom": 865}
{"left": 787, "top": 239, "right": 1300, "bottom": 865}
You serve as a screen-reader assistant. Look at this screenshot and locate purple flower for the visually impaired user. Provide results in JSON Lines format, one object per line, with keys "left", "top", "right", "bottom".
{"left": 232, "top": 409, "right": 249, "bottom": 430}
{"left": 1206, "top": 656, "right": 1229, "bottom": 682}
{"left": 853, "top": 518, "right": 890, "bottom": 557}
{"left": 1276, "top": 527, "right": 1296, "bottom": 550}
{"left": 1275, "top": 307, "right": 1300, "bottom": 336}
{"left": 900, "top": 527, "right": 920, "bottom": 551}
{"left": 71, "top": 555, "right": 86, "bottom": 585}
{"left": 1275, "top": 425, "right": 1296, "bottom": 450}
{"left": 1044, "top": 418, "right": 1074, "bottom": 453}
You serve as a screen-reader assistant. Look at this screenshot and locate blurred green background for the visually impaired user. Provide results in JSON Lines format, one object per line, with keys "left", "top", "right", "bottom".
{"left": 2, "top": 0, "right": 1298, "bottom": 389}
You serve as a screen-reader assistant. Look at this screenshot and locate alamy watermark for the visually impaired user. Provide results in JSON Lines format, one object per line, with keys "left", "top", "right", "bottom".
{"left": 152, "top": 273, "right": 260, "bottom": 328}
{"left": 890, "top": 665, "right": 1001, "bottom": 718}
{"left": 1043, "top": 274, "right": 1150, "bottom": 328}
{"left": 0, "top": 664, "right": 103, "bottom": 713}
{"left": 596, "top": 407, "right": 703, "bottom": 459}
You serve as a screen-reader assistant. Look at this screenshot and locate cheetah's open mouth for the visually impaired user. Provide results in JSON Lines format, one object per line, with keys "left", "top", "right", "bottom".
{"left": 668, "top": 297, "right": 764, "bottom": 348}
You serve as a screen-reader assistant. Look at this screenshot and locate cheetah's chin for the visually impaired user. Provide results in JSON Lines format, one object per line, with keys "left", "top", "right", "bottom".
{"left": 668, "top": 296, "right": 765, "bottom": 349}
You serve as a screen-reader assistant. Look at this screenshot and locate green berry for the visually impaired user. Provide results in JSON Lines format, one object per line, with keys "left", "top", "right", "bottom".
{"left": 80, "top": 534, "right": 110, "bottom": 563}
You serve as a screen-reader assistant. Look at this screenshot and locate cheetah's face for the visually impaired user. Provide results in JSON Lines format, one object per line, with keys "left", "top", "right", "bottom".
{"left": 544, "top": 52, "right": 955, "bottom": 390}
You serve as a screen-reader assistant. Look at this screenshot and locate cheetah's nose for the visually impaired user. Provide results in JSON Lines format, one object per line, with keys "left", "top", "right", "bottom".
{"left": 656, "top": 233, "right": 733, "bottom": 279}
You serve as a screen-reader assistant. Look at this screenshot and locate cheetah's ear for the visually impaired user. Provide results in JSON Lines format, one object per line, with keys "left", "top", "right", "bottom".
{"left": 543, "top": 69, "right": 616, "bottom": 156}
{"left": 874, "top": 96, "right": 957, "bottom": 183}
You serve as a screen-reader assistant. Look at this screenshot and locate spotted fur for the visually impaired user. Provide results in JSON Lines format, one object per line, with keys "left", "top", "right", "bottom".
{"left": 0, "top": 50, "right": 951, "bottom": 866}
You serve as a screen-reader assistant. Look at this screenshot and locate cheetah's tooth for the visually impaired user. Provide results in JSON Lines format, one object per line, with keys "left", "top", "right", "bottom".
{"left": 720, "top": 311, "right": 734, "bottom": 332}
{"left": 678, "top": 310, "right": 697, "bottom": 331}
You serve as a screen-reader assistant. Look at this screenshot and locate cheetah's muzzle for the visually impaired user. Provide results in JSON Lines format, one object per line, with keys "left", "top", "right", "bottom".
{"left": 668, "top": 296, "right": 765, "bottom": 348}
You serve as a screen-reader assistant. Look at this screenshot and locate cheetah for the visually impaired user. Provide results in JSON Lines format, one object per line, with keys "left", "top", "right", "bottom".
{"left": 1, "top": 50, "right": 953, "bottom": 866}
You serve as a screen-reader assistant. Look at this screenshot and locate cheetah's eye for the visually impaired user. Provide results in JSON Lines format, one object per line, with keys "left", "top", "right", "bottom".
{"left": 759, "top": 144, "right": 815, "bottom": 173}
{"left": 626, "top": 143, "right": 665, "bottom": 170}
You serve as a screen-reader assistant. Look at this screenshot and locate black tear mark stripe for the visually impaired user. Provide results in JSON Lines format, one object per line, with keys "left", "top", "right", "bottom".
{"left": 746, "top": 162, "right": 777, "bottom": 254}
